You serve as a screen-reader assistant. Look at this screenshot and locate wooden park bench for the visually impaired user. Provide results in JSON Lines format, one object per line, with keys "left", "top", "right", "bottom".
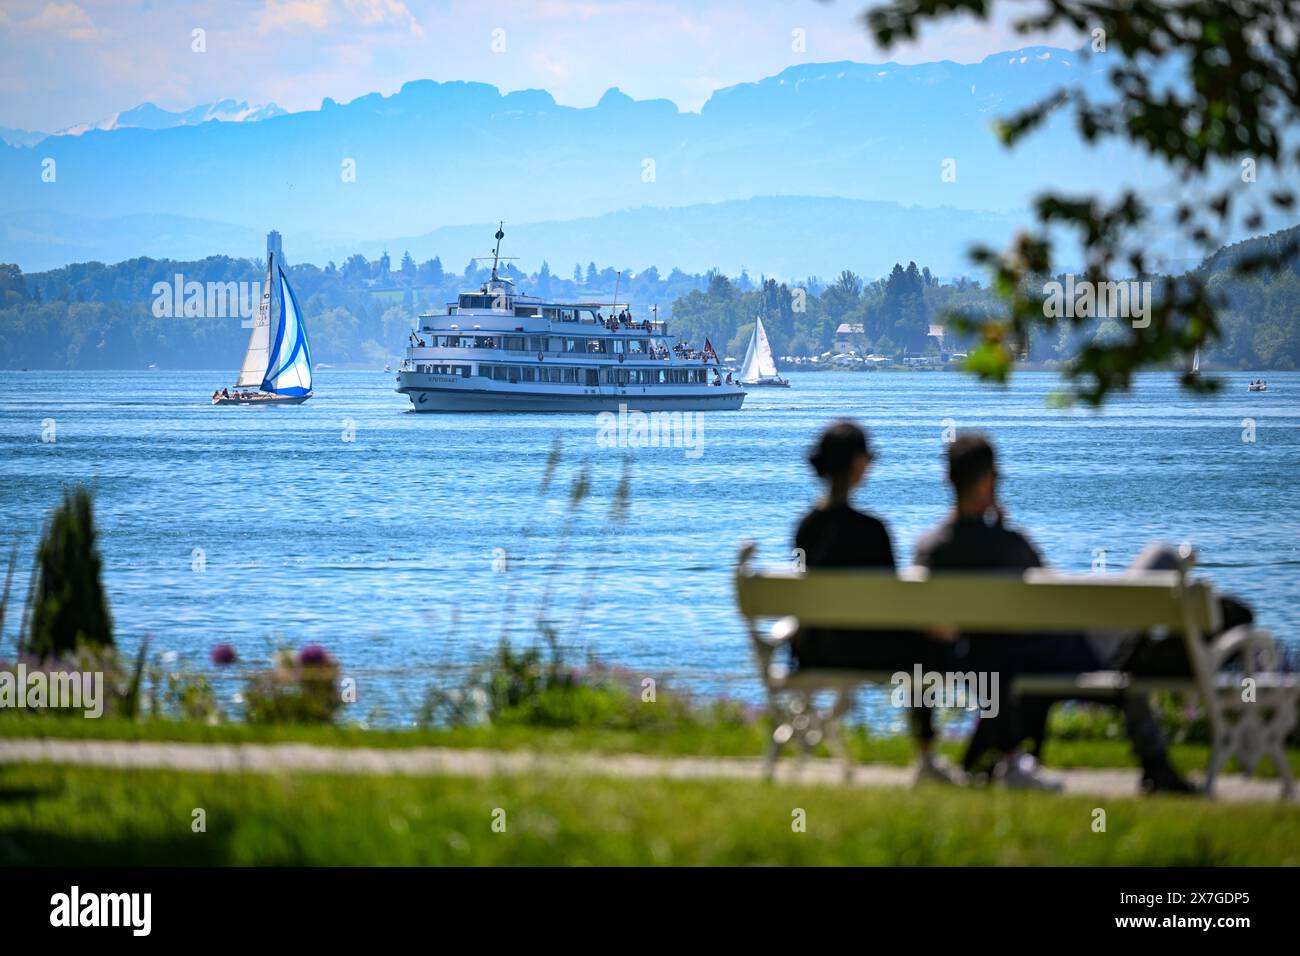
{"left": 734, "top": 542, "right": 1298, "bottom": 799}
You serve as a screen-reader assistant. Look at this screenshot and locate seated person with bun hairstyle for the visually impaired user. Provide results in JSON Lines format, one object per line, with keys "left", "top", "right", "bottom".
{"left": 793, "top": 420, "right": 961, "bottom": 786}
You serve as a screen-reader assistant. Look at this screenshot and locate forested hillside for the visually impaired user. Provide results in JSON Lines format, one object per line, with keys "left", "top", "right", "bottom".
{"left": 1, "top": 225, "right": 1297, "bottom": 370}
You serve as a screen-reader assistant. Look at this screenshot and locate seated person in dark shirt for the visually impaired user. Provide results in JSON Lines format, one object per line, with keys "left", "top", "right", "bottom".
{"left": 794, "top": 420, "right": 960, "bottom": 786}
{"left": 914, "top": 433, "right": 1193, "bottom": 793}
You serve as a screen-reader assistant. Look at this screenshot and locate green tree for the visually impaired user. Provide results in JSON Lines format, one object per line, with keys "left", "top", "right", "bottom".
{"left": 863, "top": 0, "right": 1300, "bottom": 402}
{"left": 25, "top": 487, "right": 113, "bottom": 659}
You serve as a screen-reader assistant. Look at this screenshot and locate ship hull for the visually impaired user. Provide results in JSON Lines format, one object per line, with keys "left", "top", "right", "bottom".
{"left": 396, "top": 377, "right": 745, "bottom": 412}
{"left": 212, "top": 393, "right": 312, "bottom": 406}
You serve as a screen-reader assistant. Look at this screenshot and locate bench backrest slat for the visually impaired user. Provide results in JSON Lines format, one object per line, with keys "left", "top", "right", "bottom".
{"left": 736, "top": 568, "right": 1216, "bottom": 633}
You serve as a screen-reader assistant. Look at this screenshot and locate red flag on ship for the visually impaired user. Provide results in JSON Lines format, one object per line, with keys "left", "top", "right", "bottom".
{"left": 702, "top": 339, "right": 719, "bottom": 363}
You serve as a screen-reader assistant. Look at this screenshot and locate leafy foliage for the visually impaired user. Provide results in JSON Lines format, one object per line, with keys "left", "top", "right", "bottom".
{"left": 863, "top": 0, "right": 1300, "bottom": 401}
{"left": 243, "top": 646, "right": 344, "bottom": 725}
{"left": 25, "top": 487, "right": 113, "bottom": 659}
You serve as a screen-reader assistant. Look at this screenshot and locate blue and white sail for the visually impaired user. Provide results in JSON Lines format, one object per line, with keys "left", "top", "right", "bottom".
{"left": 261, "top": 266, "right": 313, "bottom": 396}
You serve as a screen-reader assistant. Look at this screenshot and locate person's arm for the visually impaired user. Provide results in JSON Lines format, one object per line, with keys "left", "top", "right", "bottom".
{"left": 911, "top": 528, "right": 933, "bottom": 571}
{"left": 911, "top": 529, "right": 958, "bottom": 643}
{"left": 877, "top": 521, "right": 897, "bottom": 571}
{"left": 1015, "top": 531, "right": 1046, "bottom": 571}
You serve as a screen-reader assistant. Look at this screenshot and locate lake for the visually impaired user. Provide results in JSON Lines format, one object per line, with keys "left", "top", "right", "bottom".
{"left": 2, "top": 368, "right": 1297, "bottom": 729}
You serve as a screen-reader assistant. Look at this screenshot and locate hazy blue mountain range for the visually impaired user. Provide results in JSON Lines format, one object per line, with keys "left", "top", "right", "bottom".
{"left": 55, "top": 98, "right": 287, "bottom": 136}
{"left": 0, "top": 126, "right": 47, "bottom": 148}
{"left": 1, "top": 197, "right": 1028, "bottom": 279}
{"left": 0, "top": 99, "right": 286, "bottom": 148}
{"left": 0, "top": 46, "right": 1240, "bottom": 274}
{"left": 339, "top": 197, "right": 1033, "bottom": 280}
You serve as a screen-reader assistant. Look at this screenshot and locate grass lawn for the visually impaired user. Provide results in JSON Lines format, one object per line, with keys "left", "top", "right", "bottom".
{"left": 2, "top": 713, "right": 1296, "bottom": 777}
{"left": 3, "top": 761, "right": 1299, "bottom": 866}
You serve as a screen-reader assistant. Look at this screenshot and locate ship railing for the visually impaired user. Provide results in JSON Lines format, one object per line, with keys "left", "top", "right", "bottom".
{"left": 409, "top": 343, "right": 686, "bottom": 362}
{"left": 543, "top": 316, "right": 668, "bottom": 335}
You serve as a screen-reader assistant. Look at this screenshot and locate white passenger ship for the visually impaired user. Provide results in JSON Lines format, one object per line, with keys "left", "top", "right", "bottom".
{"left": 396, "top": 227, "right": 746, "bottom": 412}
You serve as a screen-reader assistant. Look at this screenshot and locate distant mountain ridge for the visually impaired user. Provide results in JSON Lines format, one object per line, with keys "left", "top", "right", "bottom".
{"left": 0, "top": 45, "right": 1242, "bottom": 273}
{"left": 55, "top": 98, "right": 287, "bottom": 136}
{"left": 0, "top": 126, "right": 47, "bottom": 148}
{"left": 0, "top": 99, "right": 286, "bottom": 146}
{"left": 1, "top": 197, "right": 1033, "bottom": 279}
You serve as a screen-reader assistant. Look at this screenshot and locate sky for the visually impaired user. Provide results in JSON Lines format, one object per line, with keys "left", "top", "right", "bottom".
{"left": 0, "top": 0, "right": 1080, "bottom": 132}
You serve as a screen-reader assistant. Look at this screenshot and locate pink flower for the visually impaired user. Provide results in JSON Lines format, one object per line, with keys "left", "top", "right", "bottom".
{"left": 211, "top": 643, "right": 238, "bottom": 666}
{"left": 297, "top": 644, "right": 332, "bottom": 667}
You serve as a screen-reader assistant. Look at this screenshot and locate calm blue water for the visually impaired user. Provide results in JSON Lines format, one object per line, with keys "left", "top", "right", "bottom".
{"left": 1, "top": 369, "right": 1297, "bottom": 727}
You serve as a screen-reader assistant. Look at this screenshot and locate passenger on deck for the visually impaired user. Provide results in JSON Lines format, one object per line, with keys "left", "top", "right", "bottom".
{"left": 792, "top": 421, "right": 959, "bottom": 786}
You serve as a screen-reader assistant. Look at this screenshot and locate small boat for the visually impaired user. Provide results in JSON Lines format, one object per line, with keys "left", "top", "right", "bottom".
{"left": 383, "top": 364, "right": 392, "bottom": 373}
{"left": 1191, "top": 347, "right": 1200, "bottom": 376}
{"left": 213, "top": 250, "right": 312, "bottom": 406}
{"left": 737, "top": 315, "right": 790, "bottom": 388}
{"left": 1248, "top": 379, "right": 1267, "bottom": 392}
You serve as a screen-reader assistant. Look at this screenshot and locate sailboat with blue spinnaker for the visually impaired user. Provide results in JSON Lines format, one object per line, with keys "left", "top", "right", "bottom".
{"left": 213, "top": 251, "right": 313, "bottom": 406}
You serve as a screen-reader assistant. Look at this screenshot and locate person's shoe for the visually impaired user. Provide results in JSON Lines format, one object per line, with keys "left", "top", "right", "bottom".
{"left": 913, "top": 752, "right": 965, "bottom": 787}
{"left": 1141, "top": 758, "right": 1200, "bottom": 795}
{"left": 993, "top": 753, "right": 1064, "bottom": 792}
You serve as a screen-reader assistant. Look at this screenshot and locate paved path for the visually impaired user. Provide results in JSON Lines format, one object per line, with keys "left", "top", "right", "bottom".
{"left": 0, "top": 738, "right": 1291, "bottom": 803}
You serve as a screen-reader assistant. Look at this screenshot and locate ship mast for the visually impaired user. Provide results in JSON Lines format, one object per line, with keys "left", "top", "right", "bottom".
{"left": 490, "top": 222, "right": 504, "bottom": 281}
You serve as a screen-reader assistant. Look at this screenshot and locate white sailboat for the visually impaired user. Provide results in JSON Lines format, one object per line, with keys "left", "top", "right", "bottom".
{"left": 1192, "top": 347, "right": 1201, "bottom": 375}
{"left": 737, "top": 315, "right": 790, "bottom": 388}
{"left": 213, "top": 252, "right": 313, "bottom": 406}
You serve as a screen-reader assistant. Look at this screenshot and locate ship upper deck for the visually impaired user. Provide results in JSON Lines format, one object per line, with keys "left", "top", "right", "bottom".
{"left": 417, "top": 277, "right": 667, "bottom": 337}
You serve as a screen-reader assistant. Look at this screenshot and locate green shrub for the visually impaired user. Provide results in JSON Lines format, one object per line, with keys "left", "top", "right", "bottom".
{"left": 420, "top": 637, "right": 747, "bottom": 734}
{"left": 25, "top": 487, "right": 113, "bottom": 659}
{"left": 243, "top": 646, "right": 342, "bottom": 725}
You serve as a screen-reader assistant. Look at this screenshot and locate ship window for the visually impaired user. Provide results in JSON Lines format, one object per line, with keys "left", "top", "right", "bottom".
{"left": 563, "top": 368, "right": 578, "bottom": 384}
{"left": 503, "top": 336, "right": 526, "bottom": 351}
{"left": 586, "top": 369, "right": 599, "bottom": 386}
